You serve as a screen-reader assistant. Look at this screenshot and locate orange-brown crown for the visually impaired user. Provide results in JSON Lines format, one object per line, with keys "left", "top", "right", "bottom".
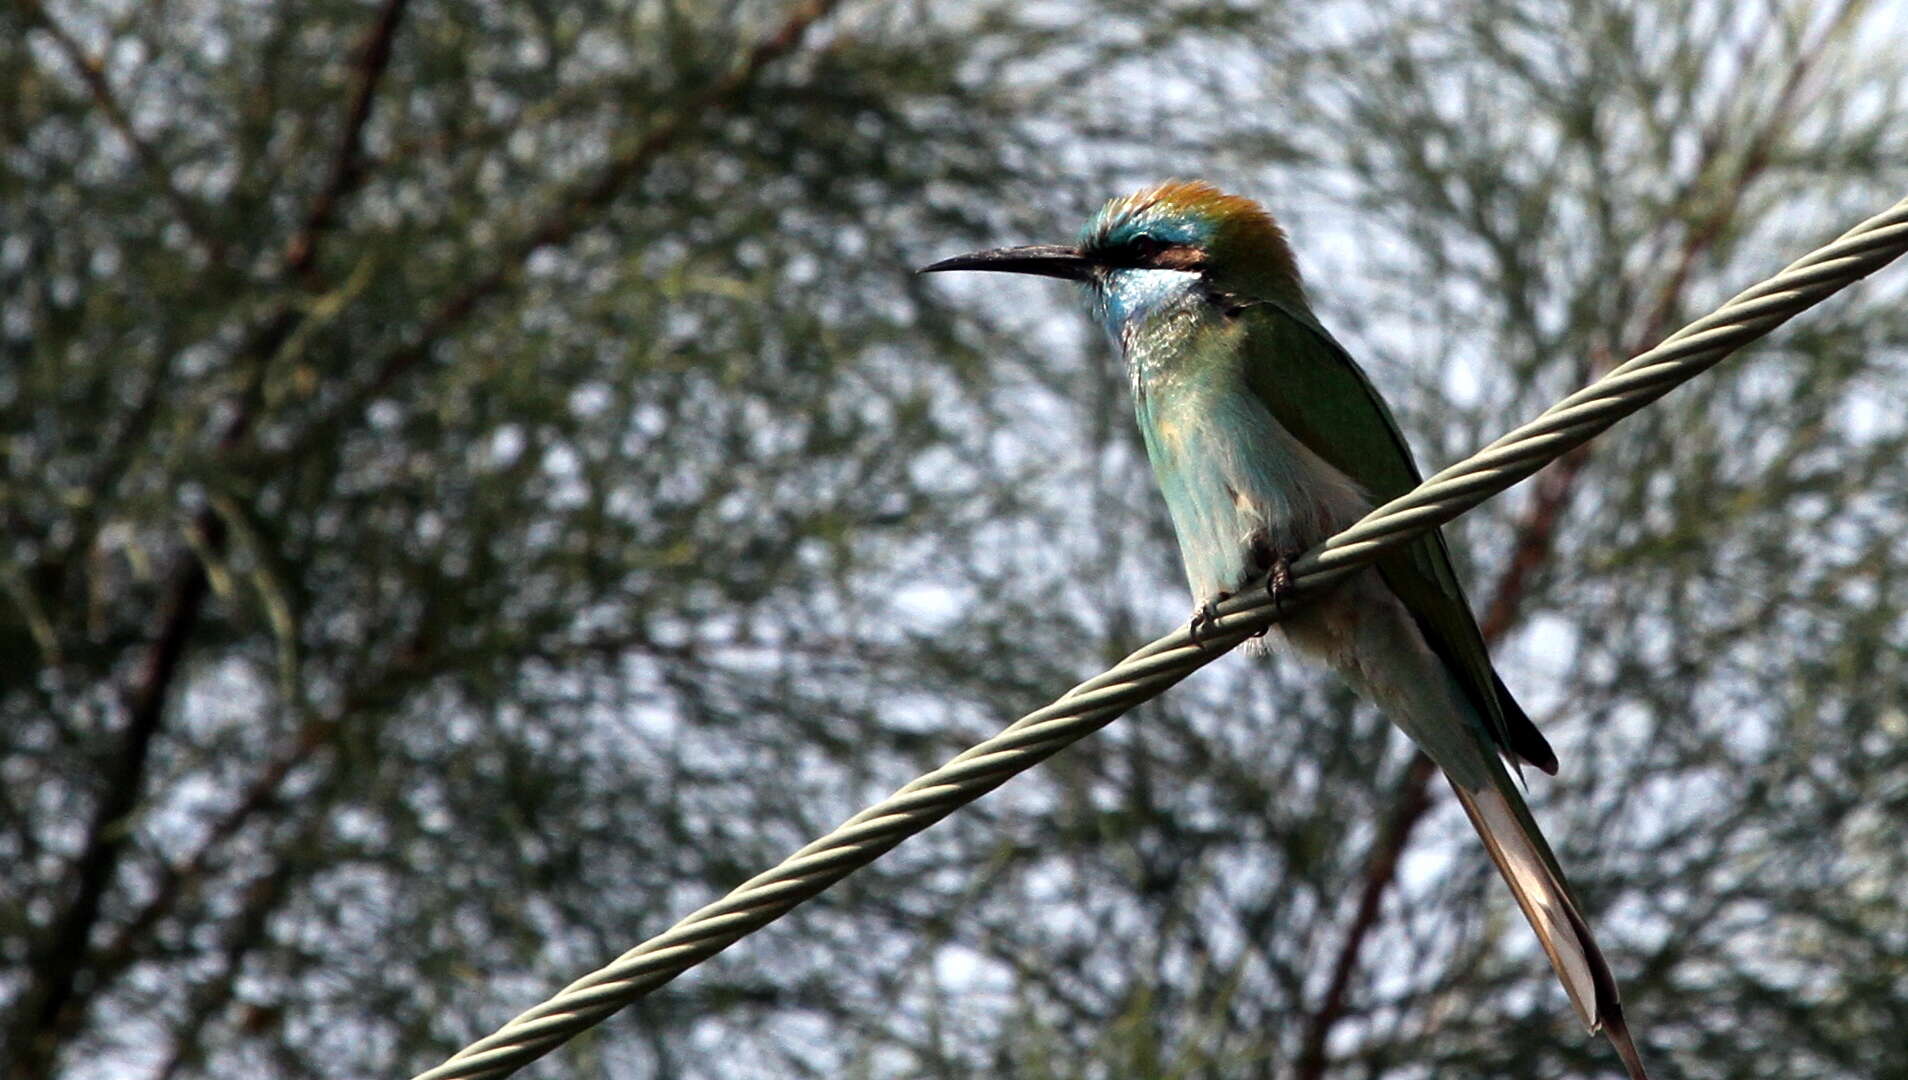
{"left": 1084, "top": 180, "right": 1303, "bottom": 301}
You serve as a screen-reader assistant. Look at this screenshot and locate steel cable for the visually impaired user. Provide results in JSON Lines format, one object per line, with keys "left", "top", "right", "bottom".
{"left": 411, "top": 195, "right": 1908, "bottom": 1080}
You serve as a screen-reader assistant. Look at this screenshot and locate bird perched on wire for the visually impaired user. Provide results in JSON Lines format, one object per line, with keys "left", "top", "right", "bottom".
{"left": 922, "top": 180, "right": 1649, "bottom": 1080}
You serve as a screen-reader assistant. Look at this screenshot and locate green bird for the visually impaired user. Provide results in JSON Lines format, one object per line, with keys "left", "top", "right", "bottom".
{"left": 923, "top": 180, "right": 1648, "bottom": 1079}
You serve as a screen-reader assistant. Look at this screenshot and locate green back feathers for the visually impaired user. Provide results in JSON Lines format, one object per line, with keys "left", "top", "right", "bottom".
{"left": 1237, "top": 301, "right": 1558, "bottom": 774}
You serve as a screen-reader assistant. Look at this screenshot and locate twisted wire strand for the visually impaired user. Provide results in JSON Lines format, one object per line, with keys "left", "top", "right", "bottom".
{"left": 411, "top": 195, "right": 1908, "bottom": 1080}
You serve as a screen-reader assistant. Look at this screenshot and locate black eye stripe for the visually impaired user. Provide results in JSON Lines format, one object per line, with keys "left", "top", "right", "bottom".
{"left": 1086, "top": 232, "right": 1204, "bottom": 269}
{"left": 1102, "top": 234, "right": 1205, "bottom": 271}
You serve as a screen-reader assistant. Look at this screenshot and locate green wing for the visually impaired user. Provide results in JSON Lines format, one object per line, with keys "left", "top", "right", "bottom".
{"left": 1239, "top": 301, "right": 1557, "bottom": 774}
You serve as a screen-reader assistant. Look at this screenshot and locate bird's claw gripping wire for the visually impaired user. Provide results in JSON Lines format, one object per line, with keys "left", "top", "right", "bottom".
{"left": 1241, "top": 541, "right": 1299, "bottom": 639}
{"left": 1263, "top": 552, "right": 1295, "bottom": 615}
{"left": 1190, "top": 548, "right": 1297, "bottom": 647}
{"left": 1188, "top": 591, "right": 1231, "bottom": 648}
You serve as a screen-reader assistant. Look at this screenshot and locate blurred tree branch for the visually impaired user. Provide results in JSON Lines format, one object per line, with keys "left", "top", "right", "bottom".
{"left": 3, "top": 516, "right": 222, "bottom": 1080}
{"left": 13, "top": 0, "right": 226, "bottom": 264}
{"left": 272, "top": 0, "right": 845, "bottom": 467}
{"left": 282, "top": 0, "right": 413, "bottom": 280}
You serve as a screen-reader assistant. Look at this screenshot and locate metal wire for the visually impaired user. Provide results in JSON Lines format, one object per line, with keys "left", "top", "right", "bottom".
{"left": 411, "top": 195, "right": 1908, "bottom": 1080}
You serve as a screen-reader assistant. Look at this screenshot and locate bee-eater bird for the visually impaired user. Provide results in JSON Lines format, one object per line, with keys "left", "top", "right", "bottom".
{"left": 922, "top": 180, "right": 1648, "bottom": 1079}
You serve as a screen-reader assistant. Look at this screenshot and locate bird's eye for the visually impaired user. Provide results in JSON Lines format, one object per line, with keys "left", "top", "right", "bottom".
{"left": 1128, "top": 234, "right": 1167, "bottom": 261}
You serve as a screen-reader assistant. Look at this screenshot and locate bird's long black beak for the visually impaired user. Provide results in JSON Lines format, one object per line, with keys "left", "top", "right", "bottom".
{"left": 917, "top": 244, "right": 1095, "bottom": 281}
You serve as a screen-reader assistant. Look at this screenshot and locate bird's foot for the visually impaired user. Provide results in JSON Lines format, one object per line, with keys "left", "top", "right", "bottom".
{"left": 1237, "top": 543, "right": 1300, "bottom": 640}
{"left": 1188, "top": 590, "right": 1232, "bottom": 648}
{"left": 1263, "top": 553, "right": 1295, "bottom": 614}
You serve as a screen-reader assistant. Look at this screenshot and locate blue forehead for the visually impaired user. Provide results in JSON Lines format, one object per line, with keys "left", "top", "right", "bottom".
{"left": 1080, "top": 202, "right": 1216, "bottom": 252}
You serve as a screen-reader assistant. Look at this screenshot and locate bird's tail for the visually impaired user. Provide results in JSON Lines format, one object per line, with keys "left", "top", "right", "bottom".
{"left": 1450, "top": 775, "right": 1649, "bottom": 1080}
{"left": 1284, "top": 579, "right": 1648, "bottom": 1076}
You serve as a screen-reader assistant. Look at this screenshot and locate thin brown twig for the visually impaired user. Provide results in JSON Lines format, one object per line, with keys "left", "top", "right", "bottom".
{"left": 16, "top": 0, "right": 225, "bottom": 265}
{"left": 150, "top": 837, "right": 312, "bottom": 1080}
{"left": 274, "top": 0, "right": 843, "bottom": 465}
{"left": 2, "top": 517, "right": 223, "bottom": 1080}
{"left": 34, "top": 619, "right": 438, "bottom": 1053}
{"left": 1292, "top": 752, "right": 1436, "bottom": 1080}
{"left": 84, "top": 718, "right": 340, "bottom": 984}
{"left": 282, "top": 0, "right": 413, "bottom": 277}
